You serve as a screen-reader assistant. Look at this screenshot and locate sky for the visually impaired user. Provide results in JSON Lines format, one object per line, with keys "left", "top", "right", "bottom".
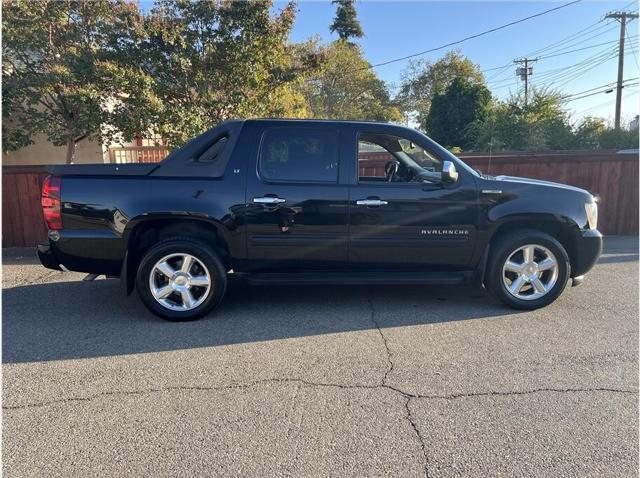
{"left": 276, "top": 0, "right": 639, "bottom": 126}
{"left": 139, "top": 0, "right": 640, "bottom": 126}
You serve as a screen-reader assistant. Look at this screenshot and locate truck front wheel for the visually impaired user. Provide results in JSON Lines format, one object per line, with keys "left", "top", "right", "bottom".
{"left": 486, "top": 230, "right": 570, "bottom": 310}
{"left": 135, "top": 238, "right": 227, "bottom": 321}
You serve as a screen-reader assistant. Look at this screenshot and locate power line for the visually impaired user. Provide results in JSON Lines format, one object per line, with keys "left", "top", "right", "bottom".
{"left": 605, "top": 10, "right": 639, "bottom": 128}
{"left": 479, "top": 10, "right": 630, "bottom": 84}
{"left": 565, "top": 84, "right": 638, "bottom": 102}
{"left": 488, "top": 45, "right": 618, "bottom": 87}
{"left": 562, "top": 78, "right": 639, "bottom": 102}
{"left": 535, "top": 39, "right": 619, "bottom": 61}
{"left": 525, "top": 23, "right": 618, "bottom": 58}
{"left": 535, "top": 47, "right": 637, "bottom": 85}
{"left": 574, "top": 87, "right": 639, "bottom": 119}
{"left": 574, "top": 97, "right": 616, "bottom": 116}
{"left": 521, "top": 18, "right": 609, "bottom": 57}
{"left": 355, "top": 0, "right": 582, "bottom": 71}
{"left": 531, "top": 46, "right": 618, "bottom": 81}
{"left": 489, "top": 44, "right": 625, "bottom": 89}
{"left": 548, "top": 50, "right": 619, "bottom": 88}
{"left": 491, "top": 48, "right": 629, "bottom": 97}
{"left": 561, "top": 81, "right": 617, "bottom": 97}
{"left": 625, "top": 27, "right": 640, "bottom": 71}
{"left": 482, "top": 39, "right": 619, "bottom": 78}
{"left": 379, "top": 2, "right": 636, "bottom": 121}
{"left": 481, "top": 27, "right": 620, "bottom": 84}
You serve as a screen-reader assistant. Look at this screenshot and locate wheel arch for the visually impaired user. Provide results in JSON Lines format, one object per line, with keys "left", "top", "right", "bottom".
{"left": 480, "top": 215, "right": 580, "bottom": 284}
{"left": 121, "top": 216, "right": 232, "bottom": 295}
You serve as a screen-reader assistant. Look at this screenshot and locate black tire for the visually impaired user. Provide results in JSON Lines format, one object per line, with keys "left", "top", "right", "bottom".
{"left": 486, "top": 230, "right": 570, "bottom": 310}
{"left": 135, "top": 238, "right": 227, "bottom": 321}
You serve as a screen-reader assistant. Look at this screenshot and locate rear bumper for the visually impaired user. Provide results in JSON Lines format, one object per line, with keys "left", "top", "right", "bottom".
{"left": 36, "top": 242, "right": 62, "bottom": 271}
{"left": 36, "top": 230, "right": 124, "bottom": 276}
{"left": 571, "top": 229, "right": 603, "bottom": 277}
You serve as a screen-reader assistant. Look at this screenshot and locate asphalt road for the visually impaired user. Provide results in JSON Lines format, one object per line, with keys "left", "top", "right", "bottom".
{"left": 3, "top": 237, "right": 638, "bottom": 477}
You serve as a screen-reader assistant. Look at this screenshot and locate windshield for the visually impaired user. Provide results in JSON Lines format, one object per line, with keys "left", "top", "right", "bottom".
{"left": 396, "top": 138, "right": 441, "bottom": 172}
{"left": 419, "top": 133, "right": 481, "bottom": 178}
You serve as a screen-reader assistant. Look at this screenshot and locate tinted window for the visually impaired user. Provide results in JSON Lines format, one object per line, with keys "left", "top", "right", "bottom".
{"left": 197, "top": 136, "right": 228, "bottom": 162}
{"left": 259, "top": 128, "right": 339, "bottom": 182}
{"left": 358, "top": 132, "right": 442, "bottom": 183}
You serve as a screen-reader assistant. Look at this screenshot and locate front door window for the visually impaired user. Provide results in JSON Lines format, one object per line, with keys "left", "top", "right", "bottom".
{"left": 358, "top": 133, "right": 442, "bottom": 184}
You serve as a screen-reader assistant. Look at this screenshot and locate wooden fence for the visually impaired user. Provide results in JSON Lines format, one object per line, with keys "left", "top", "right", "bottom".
{"left": 3, "top": 165, "right": 49, "bottom": 248}
{"left": 109, "top": 146, "right": 169, "bottom": 164}
{"left": 359, "top": 150, "right": 638, "bottom": 236}
{"left": 2, "top": 150, "right": 638, "bottom": 247}
{"left": 359, "top": 151, "right": 394, "bottom": 177}
{"left": 460, "top": 150, "right": 638, "bottom": 237}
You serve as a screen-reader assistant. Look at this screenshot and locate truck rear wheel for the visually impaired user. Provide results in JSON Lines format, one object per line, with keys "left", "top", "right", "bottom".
{"left": 136, "top": 238, "right": 227, "bottom": 321}
{"left": 486, "top": 230, "right": 570, "bottom": 310}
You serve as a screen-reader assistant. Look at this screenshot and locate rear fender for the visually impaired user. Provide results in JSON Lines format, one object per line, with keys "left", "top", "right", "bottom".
{"left": 120, "top": 216, "right": 233, "bottom": 295}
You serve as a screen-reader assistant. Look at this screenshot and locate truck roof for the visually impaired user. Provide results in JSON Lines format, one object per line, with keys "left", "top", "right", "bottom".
{"left": 242, "top": 118, "right": 400, "bottom": 127}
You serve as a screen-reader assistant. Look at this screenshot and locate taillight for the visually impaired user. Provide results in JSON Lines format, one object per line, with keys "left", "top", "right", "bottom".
{"left": 42, "top": 175, "right": 62, "bottom": 230}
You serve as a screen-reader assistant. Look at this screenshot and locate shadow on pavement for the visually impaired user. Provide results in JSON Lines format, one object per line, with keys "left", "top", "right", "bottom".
{"left": 2, "top": 279, "right": 519, "bottom": 364}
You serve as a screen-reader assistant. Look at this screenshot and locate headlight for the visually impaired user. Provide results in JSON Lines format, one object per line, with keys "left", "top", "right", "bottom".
{"left": 585, "top": 202, "right": 598, "bottom": 230}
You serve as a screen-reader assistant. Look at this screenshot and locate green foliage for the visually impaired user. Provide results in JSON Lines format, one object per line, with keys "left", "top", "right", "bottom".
{"left": 425, "top": 77, "right": 491, "bottom": 149}
{"left": 296, "top": 40, "right": 402, "bottom": 122}
{"left": 470, "top": 89, "right": 574, "bottom": 152}
{"left": 139, "top": 0, "right": 308, "bottom": 147}
{"left": 397, "top": 51, "right": 484, "bottom": 129}
{"left": 573, "top": 116, "right": 607, "bottom": 149}
{"left": 468, "top": 90, "right": 638, "bottom": 152}
{"left": 596, "top": 127, "right": 639, "bottom": 149}
{"left": 329, "top": 0, "right": 364, "bottom": 42}
{"left": 4, "top": 0, "right": 635, "bottom": 161}
{"left": 2, "top": 0, "right": 151, "bottom": 163}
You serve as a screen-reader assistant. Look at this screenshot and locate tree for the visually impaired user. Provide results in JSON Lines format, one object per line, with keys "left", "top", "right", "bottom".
{"left": 297, "top": 40, "right": 401, "bottom": 122}
{"left": 596, "top": 126, "right": 639, "bottom": 149}
{"left": 425, "top": 77, "right": 491, "bottom": 149}
{"left": 574, "top": 116, "right": 607, "bottom": 149}
{"left": 470, "top": 89, "right": 574, "bottom": 152}
{"left": 397, "top": 51, "right": 484, "bottom": 129}
{"left": 2, "top": 0, "right": 150, "bottom": 163}
{"left": 329, "top": 0, "right": 364, "bottom": 42}
{"left": 137, "top": 0, "right": 310, "bottom": 147}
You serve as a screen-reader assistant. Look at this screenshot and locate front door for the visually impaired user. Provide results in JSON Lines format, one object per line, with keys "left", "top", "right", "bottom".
{"left": 348, "top": 126, "right": 479, "bottom": 270}
{"left": 244, "top": 124, "right": 349, "bottom": 271}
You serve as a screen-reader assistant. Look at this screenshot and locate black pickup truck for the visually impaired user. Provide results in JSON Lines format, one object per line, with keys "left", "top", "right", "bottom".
{"left": 38, "top": 119, "right": 602, "bottom": 320}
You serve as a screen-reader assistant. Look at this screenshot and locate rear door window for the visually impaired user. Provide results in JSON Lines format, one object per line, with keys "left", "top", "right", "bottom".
{"left": 259, "top": 127, "right": 339, "bottom": 183}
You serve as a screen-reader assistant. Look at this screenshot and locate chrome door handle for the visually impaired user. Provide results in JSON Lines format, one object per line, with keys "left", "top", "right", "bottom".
{"left": 356, "top": 199, "right": 388, "bottom": 206}
{"left": 253, "top": 196, "right": 286, "bottom": 204}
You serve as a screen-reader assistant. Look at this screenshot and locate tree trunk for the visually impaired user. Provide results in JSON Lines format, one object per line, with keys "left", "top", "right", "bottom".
{"left": 66, "top": 137, "right": 76, "bottom": 164}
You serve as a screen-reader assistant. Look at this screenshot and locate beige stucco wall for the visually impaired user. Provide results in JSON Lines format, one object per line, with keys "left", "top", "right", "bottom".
{"left": 2, "top": 134, "right": 109, "bottom": 166}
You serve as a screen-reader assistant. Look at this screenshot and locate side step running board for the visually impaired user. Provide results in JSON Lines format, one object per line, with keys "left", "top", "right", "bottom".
{"left": 232, "top": 271, "right": 474, "bottom": 286}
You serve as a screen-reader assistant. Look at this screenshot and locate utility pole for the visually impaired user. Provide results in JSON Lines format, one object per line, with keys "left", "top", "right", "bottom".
{"left": 605, "top": 11, "right": 638, "bottom": 129}
{"left": 514, "top": 58, "right": 537, "bottom": 106}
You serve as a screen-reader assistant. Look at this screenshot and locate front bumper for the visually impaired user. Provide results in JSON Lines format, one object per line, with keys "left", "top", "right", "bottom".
{"left": 571, "top": 229, "right": 603, "bottom": 277}
{"left": 36, "top": 242, "right": 62, "bottom": 271}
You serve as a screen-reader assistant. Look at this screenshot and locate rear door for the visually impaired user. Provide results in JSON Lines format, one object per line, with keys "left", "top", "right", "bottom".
{"left": 243, "top": 123, "right": 350, "bottom": 271}
{"left": 347, "top": 124, "right": 479, "bottom": 270}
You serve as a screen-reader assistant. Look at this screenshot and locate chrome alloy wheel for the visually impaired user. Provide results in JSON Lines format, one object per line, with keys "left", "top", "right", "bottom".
{"left": 502, "top": 244, "right": 559, "bottom": 301}
{"left": 149, "top": 253, "right": 212, "bottom": 311}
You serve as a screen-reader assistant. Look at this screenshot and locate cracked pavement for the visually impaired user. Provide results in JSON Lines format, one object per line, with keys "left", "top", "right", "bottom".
{"left": 3, "top": 236, "right": 639, "bottom": 477}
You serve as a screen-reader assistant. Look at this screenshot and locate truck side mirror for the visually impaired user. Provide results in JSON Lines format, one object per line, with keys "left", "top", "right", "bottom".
{"left": 441, "top": 160, "right": 459, "bottom": 183}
